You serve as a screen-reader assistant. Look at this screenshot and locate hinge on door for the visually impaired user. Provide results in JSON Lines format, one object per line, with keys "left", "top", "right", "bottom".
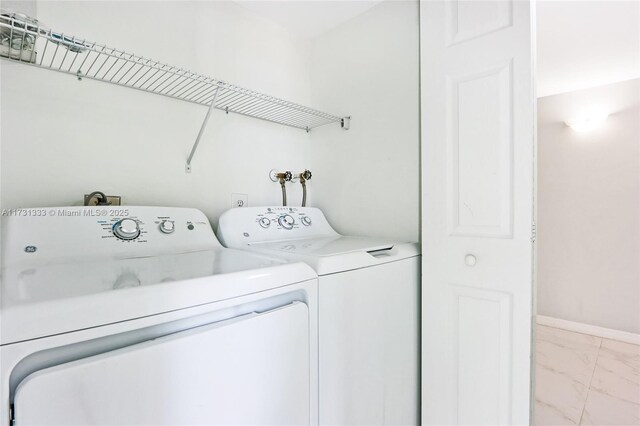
{"left": 531, "top": 222, "right": 537, "bottom": 243}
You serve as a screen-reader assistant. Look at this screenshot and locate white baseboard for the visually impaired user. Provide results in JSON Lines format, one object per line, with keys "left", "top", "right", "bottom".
{"left": 536, "top": 315, "right": 640, "bottom": 345}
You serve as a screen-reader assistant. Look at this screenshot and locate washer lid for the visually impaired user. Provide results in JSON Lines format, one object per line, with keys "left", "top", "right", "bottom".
{"left": 0, "top": 249, "right": 316, "bottom": 345}
{"left": 248, "top": 237, "right": 420, "bottom": 276}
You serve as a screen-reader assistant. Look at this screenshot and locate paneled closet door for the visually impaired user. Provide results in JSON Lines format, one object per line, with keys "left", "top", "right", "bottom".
{"left": 420, "top": 1, "right": 535, "bottom": 425}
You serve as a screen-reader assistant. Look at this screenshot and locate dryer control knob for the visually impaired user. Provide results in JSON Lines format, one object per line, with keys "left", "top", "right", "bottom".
{"left": 113, "top": 218, "right": 140, "bottom": 240}
{"left": 258, "top": 217, "right": 271, "bottom": 228}
{"left": 159, "top": 220, "right": 175, "bottom": 234}
{"left": 301, "top": 216, "right": 312, "bottom": 226}
{"left": 278, "top": 214, "right": 295, "bottom": 230}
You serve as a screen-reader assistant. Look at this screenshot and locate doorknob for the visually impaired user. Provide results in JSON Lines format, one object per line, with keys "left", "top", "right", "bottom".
{"left": 465, "top": 254, "right": 477, "bottom": 267}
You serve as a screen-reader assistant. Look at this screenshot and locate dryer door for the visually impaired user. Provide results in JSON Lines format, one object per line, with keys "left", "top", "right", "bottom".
{"left": 13, "top": 302, "right": 310, "bottom": 425}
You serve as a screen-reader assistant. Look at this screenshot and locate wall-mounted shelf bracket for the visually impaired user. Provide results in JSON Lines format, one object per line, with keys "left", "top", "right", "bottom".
{"left": 0, "top": 12, "right": 350, "bottom": 174}
{"left": 185, "top": 86, "right": 221, "bottom": 173}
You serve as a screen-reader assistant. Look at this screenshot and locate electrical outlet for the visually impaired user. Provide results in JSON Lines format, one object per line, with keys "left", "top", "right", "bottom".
{"left": 231, "top": 193, "right": 248, "bottom": 208}
{"left": 84, "top": 194, "right": 122, "bottom": 206}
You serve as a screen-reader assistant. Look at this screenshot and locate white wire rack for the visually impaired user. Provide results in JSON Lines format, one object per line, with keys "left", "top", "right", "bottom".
{"left": 0, "top": 12, "right": 350, "bottom": 171}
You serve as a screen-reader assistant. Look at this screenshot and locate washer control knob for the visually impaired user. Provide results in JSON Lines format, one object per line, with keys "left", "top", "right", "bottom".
{"left": 258, "top": 217, "right": 271, "bottom": 228}
{"left": 159, "top": 220, "right": 175, "bottom": 234}
{"left": 278, "top": 214, "right": 295, "bottom": 230}
{"left": 301, "top": 216, "right": 312, "bottom": 226}
{"left": 113, "top": 218, "right": 140, "bottom": 240}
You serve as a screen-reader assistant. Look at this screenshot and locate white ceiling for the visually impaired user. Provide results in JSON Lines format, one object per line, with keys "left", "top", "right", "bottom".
{"left": 537, "top": 0, "right": 640, "bottom": 97}
{"left": 235, "top": 0, "right": 383, "bottom": 39}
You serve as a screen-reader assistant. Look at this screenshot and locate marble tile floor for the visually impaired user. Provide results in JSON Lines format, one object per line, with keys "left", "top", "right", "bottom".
{"left": 535, "top": 325, "right": 640, "bottom": 425}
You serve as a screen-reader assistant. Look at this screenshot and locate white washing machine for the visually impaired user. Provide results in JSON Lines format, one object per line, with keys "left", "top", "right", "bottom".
{"left": 0, "top": 206, "right": 318, "bottom": 426}
{"left": 217, "top": 206, "right": 420, "bottom": 426}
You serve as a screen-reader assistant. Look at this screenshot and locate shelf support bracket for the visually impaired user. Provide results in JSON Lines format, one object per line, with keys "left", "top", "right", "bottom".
{"left": 341, "top": 116, "right": 351, "bottom": 130}
{"left": 186, "top": 86, "right": 221, "bottom": 173}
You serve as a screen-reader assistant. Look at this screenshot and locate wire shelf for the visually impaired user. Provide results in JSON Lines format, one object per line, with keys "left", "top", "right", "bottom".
{"left": 0, "top": 12, "right": 347, "bottom": 132}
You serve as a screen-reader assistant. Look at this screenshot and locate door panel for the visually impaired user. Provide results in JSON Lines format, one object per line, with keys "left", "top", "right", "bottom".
{"left": 454, "top": 286, "right": 512, "bottom": 425}
{"left": 421, "top": 1, "right": 535, "bottom": 425}
{"left": 449, "top": 61, "right": 513, "bottom": 237}
{"left": 14, "top": 302, "right": 310, "bottom": 426}
{"left": 446, "top": 0, "right": 513, "bottom": 45}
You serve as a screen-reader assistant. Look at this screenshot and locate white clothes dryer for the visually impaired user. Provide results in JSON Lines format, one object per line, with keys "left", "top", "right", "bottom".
{"left": 1, "top": 206, "right": 318, "bottom": 426}
{"left": 217, "top": 206, "right": 420, "bottom": 426}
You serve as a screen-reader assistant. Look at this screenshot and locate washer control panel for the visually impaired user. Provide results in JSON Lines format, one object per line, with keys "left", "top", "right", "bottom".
{"left": 217, "top": 206, "right": 338, "bottom": 247}
{"left": 3, "top": 206, "right": 219, "bottom": 266}
{"left": 255, "top": 207, "right": 313, "bottom": 232}
{"left": 98, "top": 213, "right": 207, "bottom": 244}
{"left": 252, "top": 207, "right": 316, "bottom": 232}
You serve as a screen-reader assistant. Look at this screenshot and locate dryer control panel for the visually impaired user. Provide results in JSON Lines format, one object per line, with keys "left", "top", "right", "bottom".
{"left": 217, "top": 206, "right": 339, "bottom": 247}
{"left": 2, "top": 206, "right": 219, "bottom": 267}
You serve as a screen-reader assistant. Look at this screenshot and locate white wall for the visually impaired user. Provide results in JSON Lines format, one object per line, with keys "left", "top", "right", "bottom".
{"left": 1, "top": 0, "right": 420, "bottom": 241}
{"left": 537, "top": 79, "right": 640, "bottom": 334}
{"left": 309, "top": 0, "right": 420, "bottom": 242}
{"left": 1, "top": 1, "right": 322, "bottom": 228}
